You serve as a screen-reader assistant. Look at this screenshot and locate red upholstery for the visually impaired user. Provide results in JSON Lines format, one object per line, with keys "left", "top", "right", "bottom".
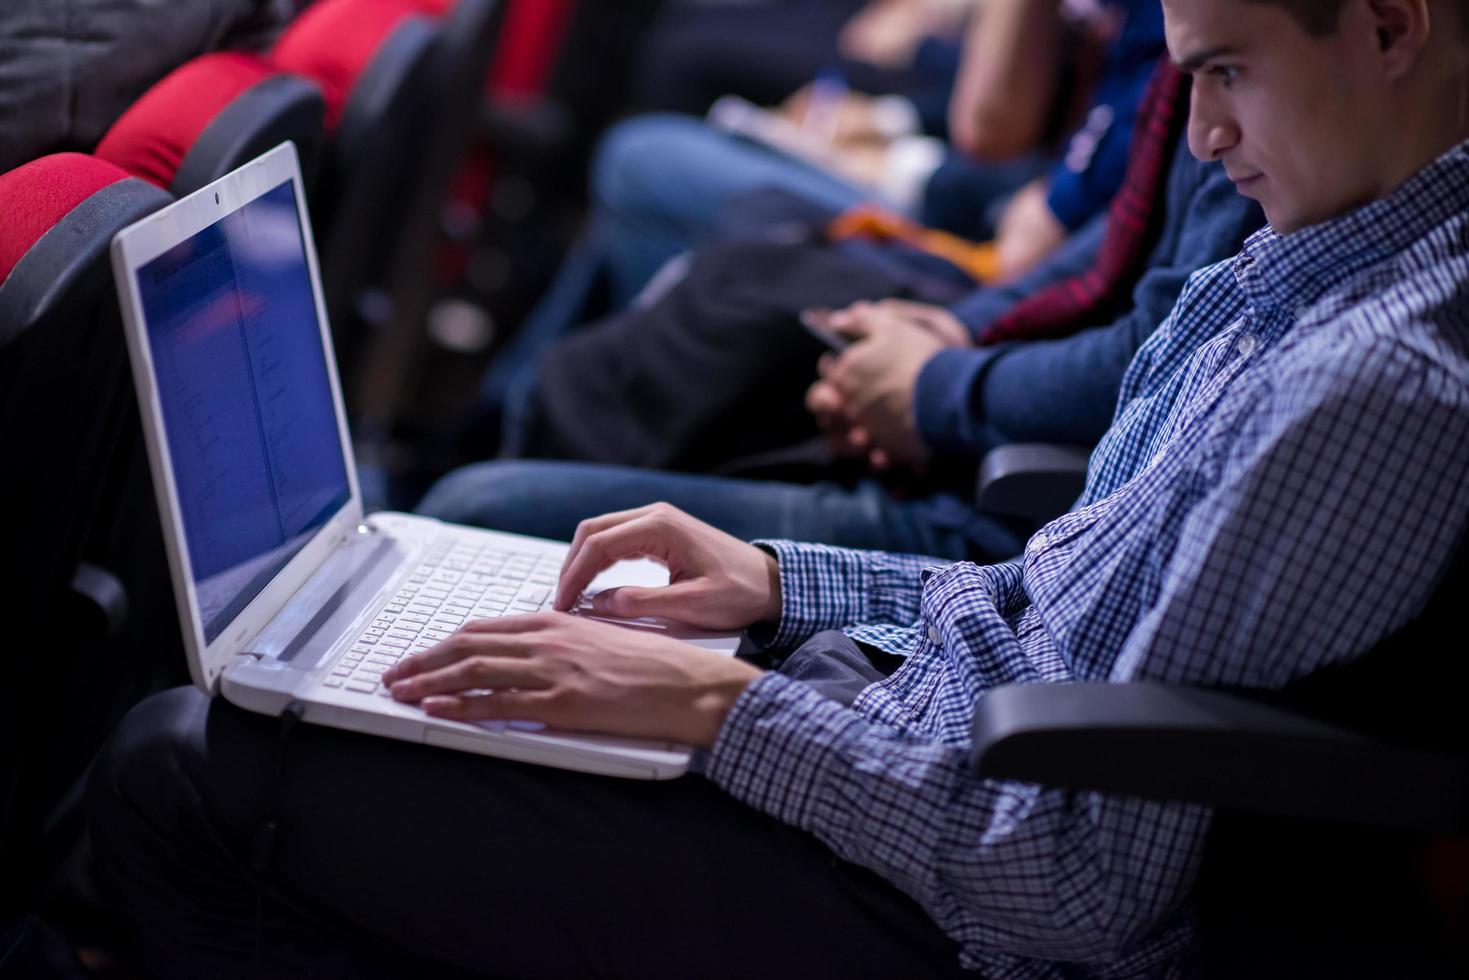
{"left": 95, "top": 53, "right": 278, "bottom": 190}
{"left": 487, "top": 0, "right": 575, "bottom": 98}
{"left": 271, "top": 0, "right": 423, "bottom": 131}
{"left": 0, "top": 154, "right": 129, "bottom": 285}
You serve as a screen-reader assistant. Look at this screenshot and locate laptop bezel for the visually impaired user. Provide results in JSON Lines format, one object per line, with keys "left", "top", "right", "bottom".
{"left": 110, "top": 142, "right": 366, "bottom": 695}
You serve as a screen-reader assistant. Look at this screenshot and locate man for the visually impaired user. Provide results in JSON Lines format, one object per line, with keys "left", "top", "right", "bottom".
{"left": 89, "top": 0, "right": 1469, "bottom": 976}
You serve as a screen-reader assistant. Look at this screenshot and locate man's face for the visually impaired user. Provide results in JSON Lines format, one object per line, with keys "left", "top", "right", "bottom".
{"left": 1163, "top": 0, "right": 1394, "bottom": 233}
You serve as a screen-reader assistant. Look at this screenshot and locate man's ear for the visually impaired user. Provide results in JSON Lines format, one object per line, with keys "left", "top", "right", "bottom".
{"left": 1365, "top": 0, "right": 1431, "bottom": 78}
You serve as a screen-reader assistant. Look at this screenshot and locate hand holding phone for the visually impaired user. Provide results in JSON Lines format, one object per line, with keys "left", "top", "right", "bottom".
{"left": 800, "top": 308, "right": 852, "bottom": 351}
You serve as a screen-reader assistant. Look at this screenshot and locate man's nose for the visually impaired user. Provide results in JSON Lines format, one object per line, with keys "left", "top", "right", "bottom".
{"left": 1187, "top": 90, "right": 1238, "bottom": 162}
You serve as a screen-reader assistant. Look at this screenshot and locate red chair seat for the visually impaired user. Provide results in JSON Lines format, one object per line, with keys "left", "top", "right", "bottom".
{"left": 271, "top": 0, "right": 427, "bottom": 131}
{"left": 0, "top": 154, "right": 129, "bottom": 286}
{"left": 94, "top": 53, "right": 279, "bottom": 190}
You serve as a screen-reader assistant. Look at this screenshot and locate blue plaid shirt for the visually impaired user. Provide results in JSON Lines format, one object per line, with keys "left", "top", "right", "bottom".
{"left": 706, "top": 142, "right": 1469, "bottom": 978}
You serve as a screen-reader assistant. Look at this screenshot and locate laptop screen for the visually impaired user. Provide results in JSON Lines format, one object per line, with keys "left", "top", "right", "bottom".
{"left": 137, "top": 179, "right": 351, "bottom": 643}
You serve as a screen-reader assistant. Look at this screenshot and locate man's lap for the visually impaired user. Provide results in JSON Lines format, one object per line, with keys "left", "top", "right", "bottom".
{"left": 88, "top": 686, "right": 969, "bottom": 978}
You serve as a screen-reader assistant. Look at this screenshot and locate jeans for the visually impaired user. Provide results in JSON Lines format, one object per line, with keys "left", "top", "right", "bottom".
{"left": 593, "top": 113, "right": 879, "bottom": 302}
{"left": 417, "top": 460, "right": 1026, "bottom": 564}
{"left": 476, "top": 114, "right": 880, "bottom": 432}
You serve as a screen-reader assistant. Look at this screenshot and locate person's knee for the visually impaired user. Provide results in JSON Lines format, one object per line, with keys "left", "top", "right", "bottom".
{"left": 416, "top": 460, "right": 557, "bottom": 531}
{"left": 89, "top": 688, "right": 203, "bottom": 813}
{"left": 86, "top": 686, "right": 209, "bottom": 867}
{"left": 591, "top": 114, "right": 714, "bottom": 218}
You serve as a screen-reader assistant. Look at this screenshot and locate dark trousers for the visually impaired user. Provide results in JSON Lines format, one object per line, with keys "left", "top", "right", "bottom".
{"left": 86, "top": 635, "right": 972, "bottom": 979}
{"left": 523, "top": 239, "right": 969, "bottom": 473}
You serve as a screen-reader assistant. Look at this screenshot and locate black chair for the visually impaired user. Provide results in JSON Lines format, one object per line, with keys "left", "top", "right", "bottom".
{"left": 271, "top": 0, "right": 444, "bottom": 386}
{"left": 970, "top": 550, "right": 1469, "bottom": 977}
{"left": 352, "top": 0, "right": 507, "bottom": 432}
{"left": 975, "top": 443, "right": 1091, "bottom": 526}
{"left": 0, "top": 153, "right": 172, "bottom": 919}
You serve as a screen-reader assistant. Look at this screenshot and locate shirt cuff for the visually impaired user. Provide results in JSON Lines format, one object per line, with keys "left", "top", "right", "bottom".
{"left": 747, "top": 539, "right": 868, "bottom": 649}
{"left": 914, "top": 346, "right": 1002, "bottom": 455}
{"left": 706, "top": 671, "right": 868, "bottom": 829}
{"left": 749, "top": 540, "right": 935, "bottom": 651}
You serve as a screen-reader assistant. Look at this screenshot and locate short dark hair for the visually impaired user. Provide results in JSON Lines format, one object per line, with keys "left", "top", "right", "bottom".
{"left": 1243, "top": 0, "right": 1467, "bottom": 37}
{"left": 1241, "top": 0, "right": 1346, "bottom": 37}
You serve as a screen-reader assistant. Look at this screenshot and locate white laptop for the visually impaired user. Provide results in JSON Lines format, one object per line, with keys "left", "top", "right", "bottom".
{"left": 111, "top": 142, "right": 742, "bottom": 780}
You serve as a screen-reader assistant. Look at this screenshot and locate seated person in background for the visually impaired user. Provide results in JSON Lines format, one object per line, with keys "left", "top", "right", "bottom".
{"left": 0, "top": 0, "right": 292, "bottom": 172}
{"left": 595, "top": 0, "right": 1164, "bottom": 300}
{"left": 425, "top": 82, "right": 1263, "bottom": 560}
{"left": 494, "top": 58, "right": 1261, "bottom": 507}
{"left": 482, "top": 0, "right": 1162, "bottom": 420}
{"left": 89, "top": 1, "right": 1469, "bottom": 976}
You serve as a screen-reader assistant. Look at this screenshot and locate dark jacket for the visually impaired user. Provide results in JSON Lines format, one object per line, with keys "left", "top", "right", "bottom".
{"left": 0, "top": 0, "right": 293, "bottom": 172}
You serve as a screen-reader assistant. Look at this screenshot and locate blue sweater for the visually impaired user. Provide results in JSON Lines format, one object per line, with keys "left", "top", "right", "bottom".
{"left": 912, "top": 143, "right": 1265, "bottom": 455}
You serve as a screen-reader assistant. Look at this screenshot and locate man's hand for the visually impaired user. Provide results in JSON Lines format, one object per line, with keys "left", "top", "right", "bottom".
{"left": 994, "top": 179, "right": 1066, "bottom": 281}
{"left": 806, "top": 300, "right": 969, "bottom": 470}
{"left": 554, "top": 503, "right": 783, "bottom": 630}
{"left": 381, "top": 613, "right": 762, "bottom": 749}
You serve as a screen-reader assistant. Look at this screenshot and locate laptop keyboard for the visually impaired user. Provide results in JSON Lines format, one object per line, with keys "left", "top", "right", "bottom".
{"left": 322, "top": 537, "right": 562, "bottom": 697}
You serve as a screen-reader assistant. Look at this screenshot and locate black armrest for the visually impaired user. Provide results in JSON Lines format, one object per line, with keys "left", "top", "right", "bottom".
{"left": 975, "top": 444, "right": 1089, "bottom": 523}
{"left": 971, "top": 682, "right": 1469, "bottom": 834}
{"left": 68, "top": 562, "right": 129, "bottom": 639}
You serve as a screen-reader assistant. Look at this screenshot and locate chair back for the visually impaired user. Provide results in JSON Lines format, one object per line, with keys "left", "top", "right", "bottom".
{"left": 94, "top": 52, "right": 325, "bottom": 197}
{"left": 0, "top": 153, "right": 171, "bottom": 914}
{"left": 272, "top": 0, "right": 442, "bottom": 378}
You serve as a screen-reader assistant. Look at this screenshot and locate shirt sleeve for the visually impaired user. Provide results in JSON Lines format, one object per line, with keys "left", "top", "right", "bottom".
{"left": 708, "top": 602, "right": 1206, "bottom": 971}
{"left": 1112, "top": 336, "right": 1469, "bottom": 689}
{"left": 749, "top": 540, "right": 949, "bottom": 650}
{"left": 914, "top": 157, "right": 1262, "bottom": 455}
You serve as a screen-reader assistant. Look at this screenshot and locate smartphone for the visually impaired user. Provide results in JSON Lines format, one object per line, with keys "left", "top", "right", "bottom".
{"left": 800, "top": 309, "right": 851, "bottom": 351}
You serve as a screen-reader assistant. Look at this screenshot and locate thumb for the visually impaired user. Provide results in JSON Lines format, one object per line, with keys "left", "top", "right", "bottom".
{"left": 590, "top": 584, "right": 692, "bottom": 620}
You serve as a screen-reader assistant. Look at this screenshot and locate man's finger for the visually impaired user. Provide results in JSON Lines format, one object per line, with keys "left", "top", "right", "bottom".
{"left": 806, "top": 379, "right": 845, "bottom": 418}
{"left": 589, "top": 583, "right": 701, "bottom": 621}
{"left": 556, "top": 515, "right": 672, "bottom": 612}
{"left": 382, "top": 623, "right": 539, "bottom": 685}
{"left": 389, "top": 655, "right": 550, "bottom": 703}
{"left": 560, "top": 504, "right": 660, "bottom": 587}
{"left": 420, "top": 689, "right": 557, "bottom": 723}
{"left": 826, "top": 305, "right": 879, "bottom": 341}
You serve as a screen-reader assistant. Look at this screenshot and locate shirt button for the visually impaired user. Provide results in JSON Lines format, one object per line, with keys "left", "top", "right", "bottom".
{"left": 927, "top": 624, "right": 941, "bottom": 646}
{"left": 1030, "top": 532, "right": 1050, "bottom": 551}
{"left": 1236, "top": 333, "right": 1258, "bottom": 357}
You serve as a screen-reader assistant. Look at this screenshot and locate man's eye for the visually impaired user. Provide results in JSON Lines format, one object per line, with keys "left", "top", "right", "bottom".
{"left": 1208, "top": 65, "right": 1239, "bottom": 87}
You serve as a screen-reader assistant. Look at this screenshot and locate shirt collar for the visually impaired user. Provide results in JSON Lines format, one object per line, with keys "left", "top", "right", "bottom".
{"left": 1232, "top": 138, "right": 1469, "bottom": 313}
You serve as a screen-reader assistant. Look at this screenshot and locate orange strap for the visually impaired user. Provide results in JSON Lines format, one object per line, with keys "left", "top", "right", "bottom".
{"left": 827, "top": 204, "right": 1000, "bottom": 284}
